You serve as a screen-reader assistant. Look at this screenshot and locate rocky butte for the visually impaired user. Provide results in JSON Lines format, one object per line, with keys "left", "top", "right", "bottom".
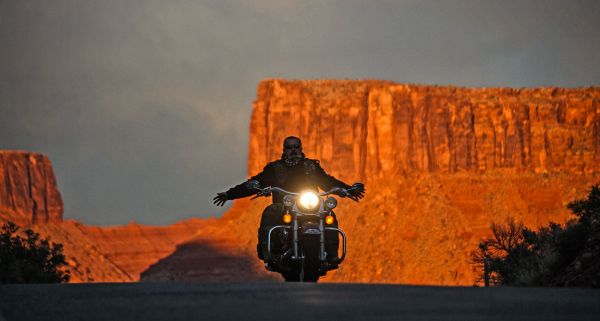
{"left": 3, "top": 80, "right": 600, "bottom": 285}
{"left": 0, "top": 151, "right": 63, "bottom": 226}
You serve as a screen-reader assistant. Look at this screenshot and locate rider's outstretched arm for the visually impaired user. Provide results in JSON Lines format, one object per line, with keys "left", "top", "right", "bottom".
{"left": 310, "top": 160, "right": 365, "bottom": 200}
{"left": 223, "top": 164, "right": 275, "bottom": 201}
{"left": 310, "top": 160, "right": 352, "bottom": 191}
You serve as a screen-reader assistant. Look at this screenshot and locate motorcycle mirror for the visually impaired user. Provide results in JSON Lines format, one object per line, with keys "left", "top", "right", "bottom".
{"left": 352, "top": 182, "right": 365, "bottom": 190}
{"left": 246, "top": 180, "right": 261, "bottom": 191}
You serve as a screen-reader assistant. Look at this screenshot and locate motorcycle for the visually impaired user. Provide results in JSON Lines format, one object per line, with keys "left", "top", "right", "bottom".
{"left": 246, "top": 180, "right": 362, "bottom": 282}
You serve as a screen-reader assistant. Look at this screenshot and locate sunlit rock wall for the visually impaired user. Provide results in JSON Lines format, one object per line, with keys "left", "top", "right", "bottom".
{"left": 0, "top": 151, "right": 63, "bottom": 225}
{"left": 249, "top": 80, "right": 599, "bottom": 180}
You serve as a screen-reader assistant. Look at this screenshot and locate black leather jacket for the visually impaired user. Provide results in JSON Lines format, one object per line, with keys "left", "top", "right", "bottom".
{"left": 225, "top": 158, "right": 351, "bottom": 204}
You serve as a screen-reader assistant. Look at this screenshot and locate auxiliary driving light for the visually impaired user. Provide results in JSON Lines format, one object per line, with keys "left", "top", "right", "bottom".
{"left": 298, "top": 191, "right": 320, "bottom": 210}
{"left": 325, "top": 215, "right": 335, "bottom": 225}
{"left": 283, "top": 195, "right": 294, "bottom": 207}
{"left": 324, "top": 197, "right": 337, "bottom": 209}
{"left": 283, "top": 213, "right": 292, "bottom": 224}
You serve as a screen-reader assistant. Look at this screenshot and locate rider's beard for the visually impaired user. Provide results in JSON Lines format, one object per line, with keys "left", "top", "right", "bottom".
{"left": 283, "top": 152, "right": 303, "bottom": 167}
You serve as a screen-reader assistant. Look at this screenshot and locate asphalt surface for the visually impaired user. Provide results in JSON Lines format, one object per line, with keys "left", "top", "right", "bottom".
{"left": 0, "top": 282, "right": 598, "bottom": 321}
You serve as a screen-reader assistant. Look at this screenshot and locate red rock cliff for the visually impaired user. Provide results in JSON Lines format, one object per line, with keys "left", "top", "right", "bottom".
{"left": 249, "top": 80, "right": 599, "bottom": 180}
{"left": 0, "top": 151, "right": 63, "bottom": 225}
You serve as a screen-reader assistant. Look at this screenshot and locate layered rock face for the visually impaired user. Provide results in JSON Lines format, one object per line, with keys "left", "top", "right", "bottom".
{"left": 0, "top": 151, "right": 63, "bottom": 225}
{"left": 3, "top": 215, "right": 206, "bottom": 283}
{"left": 32, "top": 221, "right": 135, "bottom": 282}
{"left": 141, "top": 205, "right": 279, "bottom": 283}
{"left": 31, "top": 219, "right": 207, "bottom": 282}
{"left": 249, "top": 80, "right": 599, "bottom": 180}
{"left": 78, "top": 218, "right": 205, "bottom": 280}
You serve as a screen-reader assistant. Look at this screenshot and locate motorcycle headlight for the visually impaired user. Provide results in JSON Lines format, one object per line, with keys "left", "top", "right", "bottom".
{"left": 298, "top": 191, "right": 320, "bottom": 210}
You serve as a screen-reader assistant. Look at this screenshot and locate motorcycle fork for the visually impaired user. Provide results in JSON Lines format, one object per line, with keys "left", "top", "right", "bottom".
{"left": 292, "top": 214, "right": 300, "bottom": 259}
{"left": 319, "top": 214, "right": 326, "bottom": 261}
{"left": 293, "top": 213, "right": 327, "bottom": 262}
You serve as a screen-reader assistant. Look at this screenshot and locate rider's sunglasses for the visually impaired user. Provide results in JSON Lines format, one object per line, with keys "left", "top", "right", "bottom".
{"left": 284, "top": 143, "right": 301, "bottom": 150}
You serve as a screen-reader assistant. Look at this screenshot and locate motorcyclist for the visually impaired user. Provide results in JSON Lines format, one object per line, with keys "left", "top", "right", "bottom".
{"left": 213, "top": 136, "right": 365, "bottom": 265}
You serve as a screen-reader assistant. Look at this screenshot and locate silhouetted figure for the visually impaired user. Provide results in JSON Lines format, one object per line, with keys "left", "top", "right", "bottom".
{"left": 213, "top": 136, "right": 364, "bottom": 263}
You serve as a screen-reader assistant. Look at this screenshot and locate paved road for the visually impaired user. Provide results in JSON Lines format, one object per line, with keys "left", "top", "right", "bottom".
{"left": 0, "top": 282, "right": 598, "bottom": 321}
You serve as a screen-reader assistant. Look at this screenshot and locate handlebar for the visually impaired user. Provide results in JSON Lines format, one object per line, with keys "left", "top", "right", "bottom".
{"left": 253, "top": 186, "right": 355, "bottom": 198}
{"left": 247, "top": 179, "right": 363, "bottom": 200}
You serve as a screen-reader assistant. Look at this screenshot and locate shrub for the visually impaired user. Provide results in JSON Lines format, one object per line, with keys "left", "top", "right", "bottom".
{"left": 0, "top": 221, "right": 70, "bottom": 283}
{"left": 472, "top": 184, "right": 600, "bottom": 287}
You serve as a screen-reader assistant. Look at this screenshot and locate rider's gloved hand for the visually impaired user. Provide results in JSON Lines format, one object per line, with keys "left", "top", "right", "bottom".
{"left": 213, "top": 192, "right": 229, "bottom": 206}
{"left": 348, "top": 183, "right": 365, "bottom": 201}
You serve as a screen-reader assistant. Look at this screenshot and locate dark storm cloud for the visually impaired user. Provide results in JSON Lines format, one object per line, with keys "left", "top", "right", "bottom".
{"left": 1, "top": 0, "right": 599, "bottom": 224}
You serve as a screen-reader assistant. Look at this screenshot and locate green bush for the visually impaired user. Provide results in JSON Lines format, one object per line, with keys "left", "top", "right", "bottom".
{"left": 472, "top": 184, "right": 600, "bottom": 287}
{"left": 0, "top": 221, "right": 70, "bottom": 283}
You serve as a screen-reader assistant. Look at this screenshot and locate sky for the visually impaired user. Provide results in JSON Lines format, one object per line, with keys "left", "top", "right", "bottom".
{"left": 1, "top": 0, "right": 599, "bottom": 225}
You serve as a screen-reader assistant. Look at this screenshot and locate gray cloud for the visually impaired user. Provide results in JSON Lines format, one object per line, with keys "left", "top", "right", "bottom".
{"left": 1, "top": 0, "right": 599, "bottom": 224}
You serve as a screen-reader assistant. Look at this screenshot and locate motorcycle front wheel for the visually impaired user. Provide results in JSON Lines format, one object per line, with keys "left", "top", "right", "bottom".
{"left": 282, "top": 237, "right": 320, "bottom": 282}
{"left": 282, "top": 260, "right": 319, "bottom": 282}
